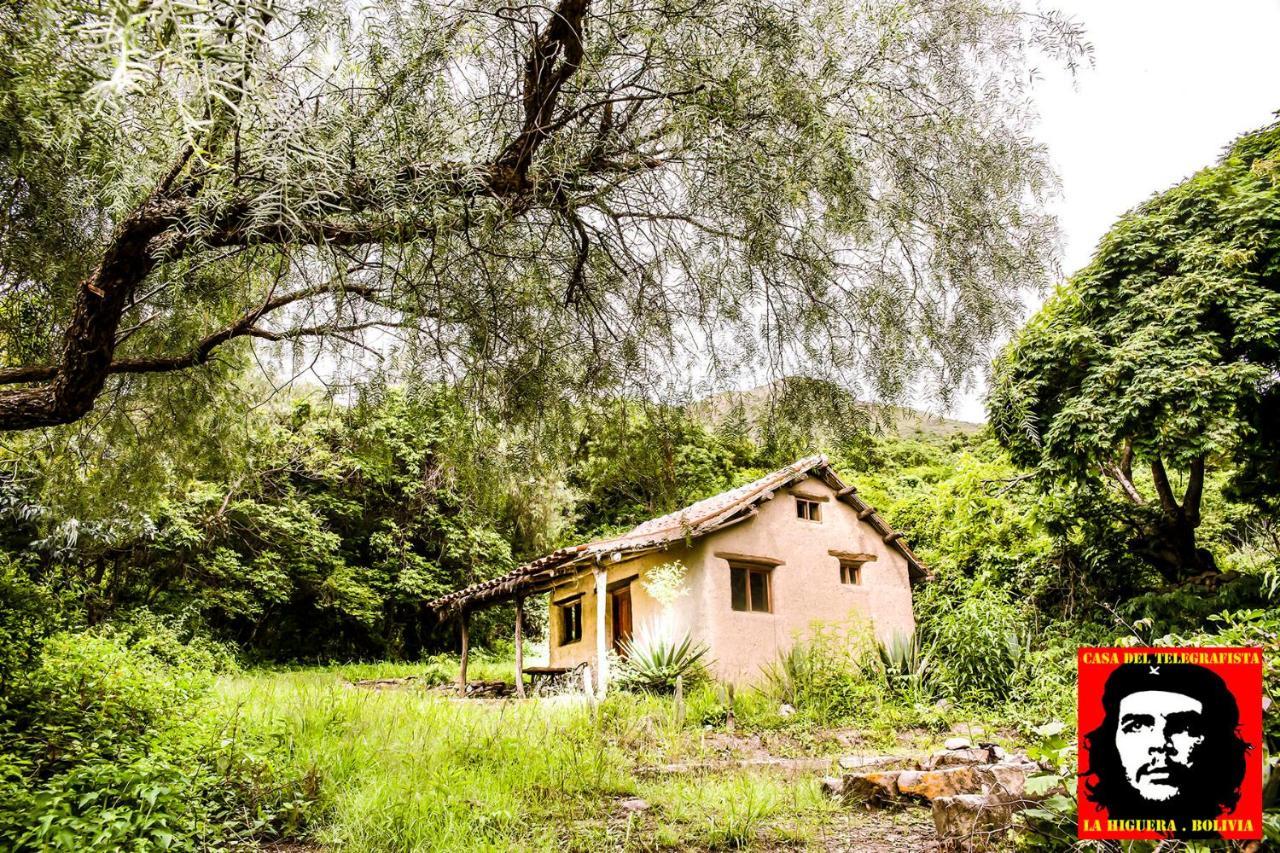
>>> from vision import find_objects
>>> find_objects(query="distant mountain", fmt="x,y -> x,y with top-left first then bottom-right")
690,381 -> 983,440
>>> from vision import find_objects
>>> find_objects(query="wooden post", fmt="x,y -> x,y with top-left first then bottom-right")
514,596 -> 526,699
458,610 -> 469,697
594,566 -> 608,698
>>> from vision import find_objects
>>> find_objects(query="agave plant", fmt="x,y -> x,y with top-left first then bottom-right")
878,630 -> 934,701
616,627 -> 710,694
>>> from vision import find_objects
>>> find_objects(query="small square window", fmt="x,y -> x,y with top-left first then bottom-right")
796,498 -> 821,522
558,599 -> 582,645
730,564 -> 772,612
840,562 -> 862,585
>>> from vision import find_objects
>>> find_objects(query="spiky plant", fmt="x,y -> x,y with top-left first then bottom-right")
878,631 -> 933,700
615,629 -> 710,694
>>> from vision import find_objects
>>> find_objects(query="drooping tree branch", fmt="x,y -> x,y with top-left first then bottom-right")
0,283 -> 389,385
0,0 -> 594,431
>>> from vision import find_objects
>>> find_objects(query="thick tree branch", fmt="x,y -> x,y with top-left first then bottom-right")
1150,456 -> 1180,518
494,0 -> 590,182
1183,455 -> 1205,528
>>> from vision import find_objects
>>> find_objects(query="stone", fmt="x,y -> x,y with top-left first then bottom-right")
820,776 -> 844,798
841,770 -> 902,804
897,766 -> 979,800
931,793 -> 1018,849
618,797 -> 650,813
925,747 -> 994,769
894,763 -> 1032,802
838,754 -> 914,771
978,763 -> 1029,798
779,703 -> 796,717
943,736 -> 971,750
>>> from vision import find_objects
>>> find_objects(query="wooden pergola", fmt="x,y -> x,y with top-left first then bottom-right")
428,454 -> 929,698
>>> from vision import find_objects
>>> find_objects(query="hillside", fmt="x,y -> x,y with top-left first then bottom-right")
690,381 -> 984,441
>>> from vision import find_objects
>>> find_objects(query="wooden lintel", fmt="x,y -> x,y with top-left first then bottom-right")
713,550 -> 785,567
829,549 -> 878,562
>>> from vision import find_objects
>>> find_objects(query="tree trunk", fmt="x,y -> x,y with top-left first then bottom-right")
1134,514 -> 1217,584
1128,455 -> 1216,584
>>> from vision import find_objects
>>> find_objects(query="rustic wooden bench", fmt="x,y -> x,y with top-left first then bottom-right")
522,663 -> 588,695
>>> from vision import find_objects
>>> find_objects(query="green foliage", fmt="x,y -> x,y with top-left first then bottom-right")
0,621 -> 319,851
990,119 -> 1280,582
615,631 -> 710,694
761,623 -> 882,725
0,388 -> 531,660
569,401 -> 762,537
916,576 -> 1032,705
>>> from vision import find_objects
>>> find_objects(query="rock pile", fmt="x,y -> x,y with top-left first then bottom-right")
827,738 -> 1048,850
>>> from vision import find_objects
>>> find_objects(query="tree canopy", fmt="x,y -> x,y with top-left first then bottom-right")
0,0 -> 1083,431
989,119 -> 1280,582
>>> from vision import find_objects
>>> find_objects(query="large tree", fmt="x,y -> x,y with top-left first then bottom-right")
989,120 -> 1280,583
0,0 -> 1082,431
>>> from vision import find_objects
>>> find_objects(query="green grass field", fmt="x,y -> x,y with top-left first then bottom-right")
211,661 -> 938,851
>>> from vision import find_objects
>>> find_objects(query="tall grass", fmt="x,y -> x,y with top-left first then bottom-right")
215,670 -> 636,851
212,663 -> 868,850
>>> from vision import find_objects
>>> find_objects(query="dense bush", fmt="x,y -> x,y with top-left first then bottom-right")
0,620 -> 318,851
915,576 -> 1031,704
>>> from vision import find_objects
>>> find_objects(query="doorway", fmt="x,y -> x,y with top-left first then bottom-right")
610,584 -> 633,656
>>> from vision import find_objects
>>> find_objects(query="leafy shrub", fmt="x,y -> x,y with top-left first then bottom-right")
615,629 -> 709,694
0,620 -> 319,850
0,558 -> 68,698
919,577 -> 1032,704
761,622 -> 881,724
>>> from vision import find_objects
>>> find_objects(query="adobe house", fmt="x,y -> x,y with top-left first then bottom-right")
429,455 -> 927,694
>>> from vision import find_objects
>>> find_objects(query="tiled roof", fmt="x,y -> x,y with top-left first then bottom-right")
428,455 -> 927,614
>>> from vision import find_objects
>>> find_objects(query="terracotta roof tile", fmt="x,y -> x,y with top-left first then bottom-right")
428,455 -> 927,613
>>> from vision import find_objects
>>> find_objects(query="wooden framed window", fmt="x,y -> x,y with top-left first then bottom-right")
795,497 -> 821,522
840,561 -> 862,585
557,597 -> 582,645
729,563 -> 773,613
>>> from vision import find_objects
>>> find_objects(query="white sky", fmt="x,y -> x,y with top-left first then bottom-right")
947,0 -> 1280,422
